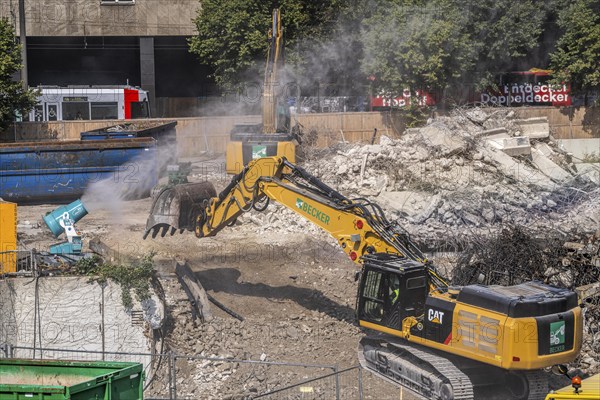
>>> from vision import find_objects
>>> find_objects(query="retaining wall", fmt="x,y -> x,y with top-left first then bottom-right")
1,107 -> 598,158
0,277 -> 150,357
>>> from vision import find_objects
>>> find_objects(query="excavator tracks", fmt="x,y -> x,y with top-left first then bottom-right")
359,336 -> 474,400
359,336 -> 549,400
523,371 -> 549,400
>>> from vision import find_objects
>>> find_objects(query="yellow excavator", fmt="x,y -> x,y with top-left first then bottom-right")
225,9 -> 296,174
144,157 -> 584,400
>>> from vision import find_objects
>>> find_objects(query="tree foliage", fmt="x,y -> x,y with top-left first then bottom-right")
361,0 -> 548,100
189,0 -> 357,91
0,18 -> 37,130
189,0 -> 598,101
550,0 -> 600,94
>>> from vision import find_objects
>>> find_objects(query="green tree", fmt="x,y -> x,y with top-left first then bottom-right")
0,18 -> 37,130
189,0 -> 357,91
361,0 -> 549,103
550,0 -> 600,99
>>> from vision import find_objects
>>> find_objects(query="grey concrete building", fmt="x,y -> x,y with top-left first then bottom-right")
0,0 -> 216,117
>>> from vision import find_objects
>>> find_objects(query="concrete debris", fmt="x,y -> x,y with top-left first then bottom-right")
176,261 -> 213,321
375,191 -> 430,217
287,107 -> 599,243
531,148 -> 573,182
379,134 -> 394,146
419,124 -> 468,156
575,163 -> 600,185
535,142 -> 555,158
487,136 -> 531,156
515,117 -> 550,139
477,127 -> 509,139
375,191 -> 441,223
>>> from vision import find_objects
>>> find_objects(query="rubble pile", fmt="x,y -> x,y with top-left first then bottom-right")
144,258 -> 366,400
296,108 -> 599,241
151,315 -> 357,400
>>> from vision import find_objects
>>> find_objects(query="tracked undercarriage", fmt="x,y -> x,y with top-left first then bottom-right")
359,336 -> 549,400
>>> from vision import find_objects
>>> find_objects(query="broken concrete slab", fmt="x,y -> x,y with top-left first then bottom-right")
376,191 -> 430,217
176,261 -> 213,322
476,127 -> 510,139
413,194 -> 442,223
575,282 -> 600,302
419,124 -> 467,156
576,163 -> 600,185
485,132 -> 511,142
531,148 -> 572,182
534,142 -> 555,158
483,146 -> 555,189
487,136 -> 531,156
515,117 -> 550,139
503,137 -> 532,156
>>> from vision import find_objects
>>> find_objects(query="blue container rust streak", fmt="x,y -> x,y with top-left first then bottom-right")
0,138 -> 157,204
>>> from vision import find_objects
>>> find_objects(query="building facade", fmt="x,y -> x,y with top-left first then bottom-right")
0,0 -> 215,117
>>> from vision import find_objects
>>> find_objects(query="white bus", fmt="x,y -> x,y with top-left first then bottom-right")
28,86 -> 150,122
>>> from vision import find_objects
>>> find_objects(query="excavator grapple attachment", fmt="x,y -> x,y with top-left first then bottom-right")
143,182 -> 217,239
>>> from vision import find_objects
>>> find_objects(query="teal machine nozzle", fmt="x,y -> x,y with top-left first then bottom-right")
43,199 -> 89,254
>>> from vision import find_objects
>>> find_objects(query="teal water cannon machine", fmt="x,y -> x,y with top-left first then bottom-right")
43,199 -> 89,255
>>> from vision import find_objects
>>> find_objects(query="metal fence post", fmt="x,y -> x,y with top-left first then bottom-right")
171,352 -> 178,400
334,365 -> 340,400
167,351 -> 173,400
358,367 -> 363,400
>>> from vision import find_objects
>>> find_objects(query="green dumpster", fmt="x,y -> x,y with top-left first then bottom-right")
0,359 -> 144,399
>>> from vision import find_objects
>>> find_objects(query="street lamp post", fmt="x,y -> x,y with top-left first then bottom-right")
18,0 -> 28,88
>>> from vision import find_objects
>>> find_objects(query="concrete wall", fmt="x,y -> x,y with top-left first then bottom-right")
0,277 -> 150,361
557,139 -> 600,161
511,106 -> 599,139
0,112 -> 395,157
0,0 -> 200,36
2,107 -> 598,158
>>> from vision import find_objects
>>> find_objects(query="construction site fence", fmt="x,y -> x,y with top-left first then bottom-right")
0,249 -> 37,277
0,344 -> 369,400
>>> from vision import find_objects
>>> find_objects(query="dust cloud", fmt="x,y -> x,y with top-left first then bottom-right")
81,141 -> 176,217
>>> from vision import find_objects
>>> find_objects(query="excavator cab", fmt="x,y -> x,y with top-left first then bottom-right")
226,125 -> 296,174
357,254 -> 429,331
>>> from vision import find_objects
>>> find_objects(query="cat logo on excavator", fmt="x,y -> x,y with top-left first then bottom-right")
428,309 -> 444,324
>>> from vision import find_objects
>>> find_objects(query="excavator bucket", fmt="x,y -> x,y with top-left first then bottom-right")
144,182 -> 217,239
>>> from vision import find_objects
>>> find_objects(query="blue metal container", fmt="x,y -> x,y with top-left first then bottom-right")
80,132 -> 136,140
0,138 -> 157,204
81,121 -> 177,175
80,121 -> 176,142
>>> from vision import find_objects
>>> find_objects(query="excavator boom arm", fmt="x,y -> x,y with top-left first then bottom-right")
262,9 -> 282,134
189,157 -> 446,290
